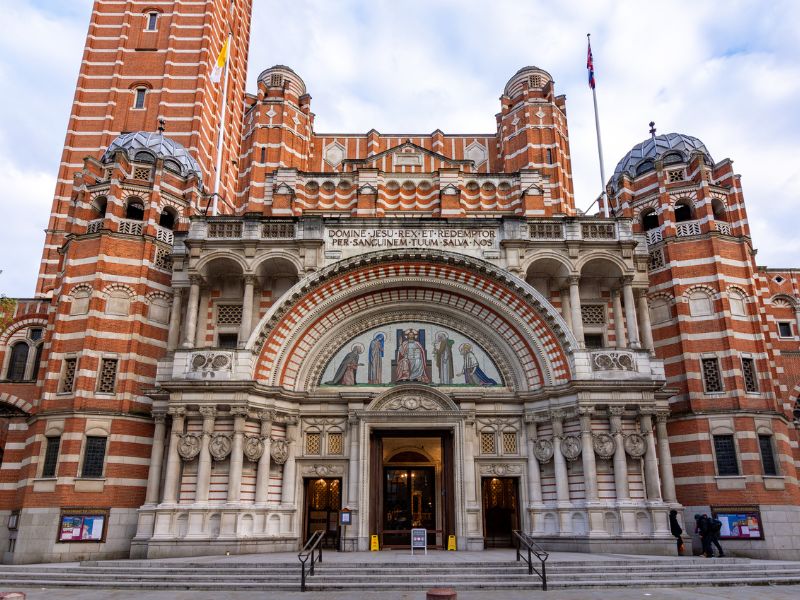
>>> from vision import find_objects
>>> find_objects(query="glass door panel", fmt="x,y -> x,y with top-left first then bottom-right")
383,467 -> 435,546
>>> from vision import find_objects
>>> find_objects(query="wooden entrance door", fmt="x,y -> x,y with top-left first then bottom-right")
304,477 -> 341,548
482,477 -> 519,548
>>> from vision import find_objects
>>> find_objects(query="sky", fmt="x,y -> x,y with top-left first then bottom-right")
1,0 -> 799,297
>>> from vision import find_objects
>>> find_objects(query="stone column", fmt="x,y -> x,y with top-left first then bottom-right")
655,411 -> 677,503
195,287 -> 209,348
622,277 -> 641,349
568,276 -> 585,346
560,288 -> 573,331
161,406 -> 186,504
640,411 -> 662,502
551,413 -> 570,504
608,407 -> 629,501
612,288 -> 626,347
195,406 -> 216,503
144,412 -> 167,505
579,408 -> 598,502
637,291 -> 655,352
227,407 -> 248,503
524,418 -> 543,505
239,275 -> 256,346
181,276 -> 201,348
347,412 -> 360,507
795,307 -> 800,340
280,418 -> 299,506
167,288 -> 184,351
254,410 -> 273,505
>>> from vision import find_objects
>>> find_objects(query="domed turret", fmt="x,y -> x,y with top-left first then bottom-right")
101,131 -> 203,184
257,64 -> 307,97
612,132 -> 713,183
503,66 -> 553,98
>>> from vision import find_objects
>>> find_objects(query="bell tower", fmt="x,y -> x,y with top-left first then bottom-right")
37,0 -> 253,296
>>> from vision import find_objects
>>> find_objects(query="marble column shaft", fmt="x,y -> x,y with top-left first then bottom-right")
525,420 -> 543,505
655,412 -> 677,503
144,413 -> 167,504
637,292 -> 655,352
622,279 -> 641,348
166,288 -> 184,351
347,416 -> 360,507
551,416 -> 570,503
254,413 -> 273,504
239,275 -> 256,345
560,288 -> 574,331
227,409 -> 247,503
609,409 -> 630,501
640,412 -> 662,501
195,407 -> 216,503
568,276 -> 585,346
579,411 -> 598,502
161,408 -> 186,504
281,420 -> 299,505
612,289 -> 626,347
181,279 -> 201,348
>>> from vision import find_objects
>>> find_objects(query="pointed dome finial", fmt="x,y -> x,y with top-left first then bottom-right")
649,121 -> 656,140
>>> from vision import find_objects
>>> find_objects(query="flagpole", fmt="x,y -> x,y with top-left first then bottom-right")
212,32 -> 232,217
588,33 -> 609,218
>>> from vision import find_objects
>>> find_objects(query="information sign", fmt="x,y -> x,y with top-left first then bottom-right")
340,509 -> 352,526
370,534 -> 379,551
411,528 -> 427,555
712,506 -> 764,540
447,535 -> 456,551
57,511 -> 107,542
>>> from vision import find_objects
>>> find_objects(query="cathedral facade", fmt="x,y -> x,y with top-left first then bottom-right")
0,1 -> 798,564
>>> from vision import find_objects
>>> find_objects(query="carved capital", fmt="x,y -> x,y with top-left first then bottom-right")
231,406 -> 249,419
199,406 -> 217,420
259,409 -> 275,423
168,405 -> 186,418
189,274 -> 203,286
172,287 -> 185,299
655,410 -> 670,424
243,274 -> 258,286
549,409 -> 566,423
569,275 -> 581,285
607,406 -> 625,417
153,411 -> 167,425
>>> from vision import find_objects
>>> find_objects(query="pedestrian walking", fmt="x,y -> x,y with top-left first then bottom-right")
708,515 -> 725,557
669,509 -> 684,555
694,513 -> 712,557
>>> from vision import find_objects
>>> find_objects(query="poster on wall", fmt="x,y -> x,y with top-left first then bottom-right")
57,511 -> 107,542
711,506 -> 764,540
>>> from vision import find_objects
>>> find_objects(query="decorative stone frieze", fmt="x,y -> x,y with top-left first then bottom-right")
186,351 -> 234,380
479,463 -> 522,476
209,434 -> 233,461
302,464 -> 344,477
592,433 -> 616,459
270,439 -> 290,465
177,433 -> 201,461
243,435 -> 265,462
591,351 -> 635,371
624,433 -> 647,458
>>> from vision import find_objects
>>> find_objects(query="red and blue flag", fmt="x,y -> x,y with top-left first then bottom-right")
587,39 -> 596,89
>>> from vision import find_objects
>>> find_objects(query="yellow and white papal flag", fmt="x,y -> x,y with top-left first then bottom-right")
210,37 -> 230,84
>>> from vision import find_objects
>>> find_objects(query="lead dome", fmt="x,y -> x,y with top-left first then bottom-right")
101,131 -> 203,184
612,132 -> 714,184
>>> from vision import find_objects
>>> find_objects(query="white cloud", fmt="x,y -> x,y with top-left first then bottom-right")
1,0 -> 799,295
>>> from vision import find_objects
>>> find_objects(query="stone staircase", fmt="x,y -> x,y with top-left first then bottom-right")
2,555 -> 800,592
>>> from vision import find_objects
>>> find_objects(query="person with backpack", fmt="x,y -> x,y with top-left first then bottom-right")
708,515 -> 725,557
669,509 -> 684,555
694,513 -> 712,557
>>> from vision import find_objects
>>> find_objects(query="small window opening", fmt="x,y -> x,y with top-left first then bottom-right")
674,203 -> 693,223
218,333 -> 239,348
159,209 -> 176,230
146,12 -> 158,31
125,200 -> 145,220
641,210 -> 659,231
134,88 -> 146,110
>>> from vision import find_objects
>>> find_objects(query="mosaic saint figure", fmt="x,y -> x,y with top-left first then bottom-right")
457,343 -> 498,386
395,329 -> 430,383
368,333 -> 385,384
433,331 -> 454,385
326,343 -> 364,385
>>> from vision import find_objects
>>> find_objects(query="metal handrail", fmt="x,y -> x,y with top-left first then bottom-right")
298,530 -> 325,592
512,530 -> 549,591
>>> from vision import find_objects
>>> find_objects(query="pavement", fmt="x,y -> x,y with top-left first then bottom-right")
5,587 -> 800,599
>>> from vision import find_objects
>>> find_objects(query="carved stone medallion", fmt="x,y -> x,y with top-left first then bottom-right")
177,433 -> 201,461
243,435 -> 265,462
532,438 -> 554,463
383,396 -> 440,411
270,439 -> 290,465
624,433 -> 646,458
592,433 -> 616,459
209,434 -> 232,461
560,435 -> 582,461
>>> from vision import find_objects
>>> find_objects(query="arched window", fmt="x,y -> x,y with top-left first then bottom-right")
635,159 -> 655,176
125,198 -> 145,220
159,207 -> 177,230
641,209 -> 660,232
711,198 -> 726,221
30,343 -> 43,380
674,201 -> 694,223
729,290 -> 747,316
7,342 -> 29,381
688,290 -> 713,317
662,152 -> 683,165
91,196 -> 107,218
